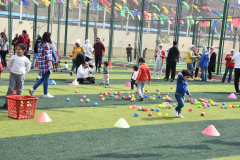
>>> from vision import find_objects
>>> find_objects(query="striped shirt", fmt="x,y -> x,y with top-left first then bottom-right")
38,43 -> 52,74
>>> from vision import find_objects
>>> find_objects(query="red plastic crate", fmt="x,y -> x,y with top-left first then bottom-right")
6,95 -> 39,119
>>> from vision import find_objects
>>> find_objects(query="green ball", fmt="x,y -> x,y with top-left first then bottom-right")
121,91 -> 123,94
86,99 -> 90,103
162,106 -> 166,109
158,92 -> 160,95
133,98 -> 136,101
236,105 -> 239,108
198,105 -> 201,108
199,98 -> 201,100
194,102 -> 197,105
150,98 -> 153,101
197,102 -> 201,105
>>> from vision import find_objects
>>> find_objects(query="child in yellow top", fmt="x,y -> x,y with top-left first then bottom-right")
186,45 -> 198,80
70,39 -> 85,76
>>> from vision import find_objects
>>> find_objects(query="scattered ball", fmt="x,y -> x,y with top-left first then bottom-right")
152,97 -> 155,100
131,94 -> 135,97
80,99 -> 83,103
134,113 -> 139,117
158,95 -> 161,98
111,94 -> 114,97
105,93 -> 108,96
150,98 -> 153,101
148,113 -> 152,116
68,84 -> 71,86
83,95 -> 86,99
229,105 -> 232,108
128,92 -> 130,95
170,87 -> 173,89
162,93 -> 165,95
204,106 -> 208,109
125,97 -> 128,100
115,96 -> 118,99
100,92 -> 103,95
142,108 -> 145,111
159,104 -> 162,108
236,105 -> 239,108
105,86 -> 107,88
132,105 -> 136,109
225,106 -> 228,109
232,105 -> 236,108
107,92 -> 110,95
138,107 -> 142,111
102,98 -> 105,101
99,95 -> 103,98
156,108 -> 160,112
86,99 -> 90,103
66,98 -> 70,101
114,92 -> 117,95
158,113 -> 162,117
144,95 -> 148,98
189,108 -> 192,111
109,89 -> 112,92
135,91 -> 138,94
201,112 -> 205,116
151,108 -> 154,111
94,102 -> 98,106
144,108 -> 148,112
198,105 -> 201,108
164,113 -> 169,117
129,106 -> 132,109
145,89 -> 148,92
122,96 -> 125,99
194,89 -> 197,92
75,90 -> 78,93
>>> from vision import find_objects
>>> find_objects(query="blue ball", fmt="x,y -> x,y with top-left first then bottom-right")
158,95 -> 161,98
156,108 -> 160,112
207,104 -> 210,108
215,104 -> 218,106
105,86 -> 107,88
222,103 -> 225,105
153,95 -> 155,97
225,106 -> 228,109
94,102 -> 98,106
166,99 -> 169,102
205,98 -> 208,100
173,104 -> 176,107
194,100 -> 197,102
144,95 -> 148,98
128,95 -> 131,98
134,113 -> 139,117
114,92 -> 117,95
151,108 -> 154,111
111,94 -> 114,97
66,98 -> 70,101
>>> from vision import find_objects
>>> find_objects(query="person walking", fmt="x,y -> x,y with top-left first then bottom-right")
31,34 -> 42,69
186,45 -> 198,80
15,30 -> 31,58
143,48 -> 147,58
231,49 -> 240,94
93,38 -> 105,73
165,41 -> 180,82
198,47 -> 209,82
222,49 -> 235,83
126,44 -> 133,63
12,34 -> 18,55
0,32 -> 9,68
29,32 -> 54,98
152,44 -> 165,79
207,46 -> 216,82
134,47 -> 137,60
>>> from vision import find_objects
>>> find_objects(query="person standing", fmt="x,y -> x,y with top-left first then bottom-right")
207,46 -> 216,82
198,47 -> 209,82
31,34 -> 42,69
143,48 -> 147,58
126,44 -> 133,63
152,44 -> 165,79
12,34 -> 18,55
83,39 -> 93,62
165,41 -> 180,82
186,45 -> 198,80
231,49 -> 240,94
29,32 -> 54,98
0,32 -> 9,68
93,38 -> 105,73
134,47 -> 137,60
15,30 -> 31,58
222,49 -> 235,83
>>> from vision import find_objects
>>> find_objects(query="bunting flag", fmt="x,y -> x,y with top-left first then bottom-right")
52,0 -> 56,4
232,18 -> 239,28
211,21 -> 218,30
192,5 -> 200,12
43,0 -> 50,6
152,4 -> 160,12
153,13 -> 158,20
106,9 -> 111,14
227,22 -> 231,30
85,0 -> 89,3
138,15 -> 140,20
114,10 -> 117,18
171,10 -> 176,16
232,3 -> 240,6
124,6 -> 134,19
162,7 -> 168,14
202,6 -> 211,11
202,21 -> 209,27
131,10 -> 136,16
122,0 -> 126,3
83,1 -> 87,6
160,17 -> 164,25
153,16 -> 157,24
170,16 -> 175,23
187,19 -> 190,27
73,0 -> 76,6
133,8 -> 141,16
145,2 -> 149,8
161,15 -> 167,21
104,0 -> 111,6
145,15 -> 149,22
59,0 -> 64,4
120,8 -> 125,17
115,3 -> 122,9
114,7 -> 119,10
212,11 -> 220,16
93,0 -> 97,11
132,0 -> 138,5
103,5 -> 109,10
97,7 -> 103,11
144,11 -> 149,17
0,0 -> 5,5
182,1 -> 189,10
148,13 -> 151,20
100,0 -> 103,3
69,2 -> 72,9
11,0 -> 18,5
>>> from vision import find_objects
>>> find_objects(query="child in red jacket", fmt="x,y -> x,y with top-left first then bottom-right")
222,49 -> 235,83
135,57 -> 151,101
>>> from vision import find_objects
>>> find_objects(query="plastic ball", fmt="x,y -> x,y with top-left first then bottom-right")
133,98 -> 136,101
166,99 -> 169,102
229,105 -> 232,108
128,92 -> 130,95
221,106 -> 224,108
82,95 -> 86,99
194,89 -> 197,92
100,92 -> 103,95
135,91 -> 138,94
129,106 -> 132,109
115,96 -> 118,99
99,95 -> 103,98
156,108 -> 160,112
198,105 -> 201,108
151,108 -> 154,111
187,99 -> 190,102
204,106 -> 208,109
215,104 -> 218,106
152,95 -> 155,97
122,96 -> 125,99
114,92 -> 117,95
147,112 -> 152,116
128,95 -> 131,98
142,108 -> 145,111
128,97 -> 132,100
159,104 -> 162,108
158,92 -> 160,95
189,108 -> 192,111
147,94 -> 150,97
105,93 -> 108,96
131,94 -> 135,97
80,99 -> 83,103
118,93 -> 121,95
145,89 -> 148,92
150,98 -> 153,101
121,91 -> 123,94
75,90 -> 78,93
170,87 -> 173,89
164,113 -> 169,117
225,106 -> 228,109
194,102 -> 197,105
132,105 -> 136,109
94,102 -> 98,106
232,105 -> 236,108
66,98 -> 70,101
138,107 -> 142,111
158,95 -> 161,98
152,97 -> 155,100
118,91 -> 121,93
222,103 -> 225,105
201,112 -> 205,116
131,99 -> 134,102
134,113 -> 139,117
105,86 -> 107,88
68,84 -> 71,86
162,93 -> 165,95
144,95 -> 148,98
107,92 -> 110,95
102,98 -> 105,101
168,106 -> 172,109
86,99 -> 90,103
166,95 -> 169,98
156,89 -> 159,91
125,97 -> 128,100
236,105 -> 239,108
163,97 -> 166,100
144,108 -> 148,112
158,113 -> 162,117
162,106 -> 166,109
207,104 -> 210,108
167,93 -> 169,95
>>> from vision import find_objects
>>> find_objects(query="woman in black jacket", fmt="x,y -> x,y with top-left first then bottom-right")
31,34 -> 42,69
208,46 -> 216,82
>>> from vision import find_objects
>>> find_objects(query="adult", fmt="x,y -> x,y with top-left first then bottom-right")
208,46 -> 216,82
134,47 -> 137,59
70,39 -> 85,76
165,41 -> 180,82
83,39 -> 93,62
186,45 -> 198,80
231,49 -> 240,94
76,61 -> 95,84
15,30 -> 30,58
126,44 -> 133,63
12,34 -> 18,55
75,52 -> 86,74
29,32 -> 54,98
222,49 -> 235,83
198,47 -> 209,82
93,37 -> 105,73
143,48 -> 147,58
0,32 -> 9,68
31,34 -> 42,69
152,44 -> 165,79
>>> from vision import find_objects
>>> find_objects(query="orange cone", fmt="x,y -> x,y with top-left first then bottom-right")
109,60 -> 112,69
12,85 -> 17,95
202,125 -> 220,136
35,112 -> 52,122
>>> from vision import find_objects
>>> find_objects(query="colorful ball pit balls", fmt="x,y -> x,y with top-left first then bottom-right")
122,96 -> 125,99
149,96 -> 152,99
148,113 -> 152,116
159,104 -> 162,108
162,93 -> 165,95
131,94 -> 135,98
128,97 -> 132,100
207,104 -> 210,108
229,105 -> 232,108
132,105 -> 136,109
194,89 -> 197,92
144,95 -> 148,98
221,106 -> 224,108
129,106 -> 132,109
189,108 -> 193,111
138,107 -> 142,111
187,99 -> 190,102
201,112 -> 205,116
153,97 -> 156,100
134,113 -> 139,117
232,105 -> 236,108
156,108 -> 160,112
68,84 -> 71,86
144,108 -> 148,112
114,92 -> 117,95
158,113 -> 162,117
66,98 -> 70,101
131,99 -> 134,102
170,87 -> 173,89
100,95 -> 103,98
158,92 -> 160,95
166,95 -> 169,98
111,94 -> 114,97
236,105 -> 239,108
115,96 -> 118,99
147,94 -> 150,97
83,95 -> 86,99
145,89 -> 148,92
222,103 -> 225,105
215,104 -> 218,106
100,92 -> 103,95
80,99 -> 83,103
204,106 -> 208,109
128,92 -> 130,95
142,108 -> 145,111
167,93 -> 169,95
107,92 -> 110,95
173,104 -> 176,107
158,95 -> 161,98
109,89 -> 112,92
198,105 -> 201,108
225,106 -> 228,109
133,98 -> 136,101
86,99 -> 90,103
121,91 -> 123,94
75,90 -> 78,93
150,98 -> 153,101
169,99 -> 173,102
102,98 -> 105,101
94,102 -> 98,106
135,91 -> 138,94
168,106 -> 172,109
105,86 -> 107,88
164,113 -> 169,117
156,89 -> 159,91
125,97 -> 128,100
163,97 -> 166,100
104,92 -> 107,95
151,108 -> 154,111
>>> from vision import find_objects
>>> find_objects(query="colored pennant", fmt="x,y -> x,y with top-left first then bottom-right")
73,0 -> 76,6
202,6 -> 212,11
12,0 -> 18,5
131,10 -> 136,16
153,13 -> 159,20
124,6 -> 134,19
133,8 -> 141,16
211,21 -> 218,30
106,9 -> 111,14
132,0 -> 138,5
171,10 -> 176,16
33,0 -> 39,5
104,0 -> 111,6
152,4 -> 160,12
69,2 -> 72,9
145,2 -> 149,8
115,3 -> 122,9
100,0 -> 103,3
120,8 -> 125,17
43,0 -> 50,6
144,11 -> 149,17
0,0 -> 5,5
97,7 -> 103,11
182,1 -> 189,10
103,5 -> 109,10
192,5 -> 200,12
187,19 -> 190,27
114,10 -> 117,18
232,18 -> 239,28
93,0 -> 97,11
22,0 -> 29,6
162,7 -> 168,14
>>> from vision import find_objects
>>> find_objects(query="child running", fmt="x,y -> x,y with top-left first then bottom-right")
173,69 -> 192,118
135,57 -> 151,101
100,61 -> 109,86
130,65 -> 139,91
2,44 -> 31,109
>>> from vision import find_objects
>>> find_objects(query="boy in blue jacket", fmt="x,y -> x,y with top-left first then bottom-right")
198,47 -> 209,82
173,69 -> 192,118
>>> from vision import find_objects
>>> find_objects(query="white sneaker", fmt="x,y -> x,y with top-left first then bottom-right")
43,93 -> 54,98
130,89 -> 134,91
207,79 -> 212,82
152,77 -> 155,79
157,77 -> 160,79
173,108 -> 179,117
29,88 -> 35,96
178,114 -> 185,119
36,75 -> 40,80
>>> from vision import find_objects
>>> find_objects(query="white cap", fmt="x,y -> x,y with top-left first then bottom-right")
75,39 -> 81,45
231,49 -> 235,52
159,44 -> 163,47
189,45 -> 194,50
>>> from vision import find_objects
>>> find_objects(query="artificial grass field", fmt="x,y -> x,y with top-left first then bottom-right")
0,55 -> 240,160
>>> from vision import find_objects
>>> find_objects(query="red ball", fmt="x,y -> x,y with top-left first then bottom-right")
191,102 -> 194,104
144,108 -> 148,112
107,92 -> 110,94
162,93 -> 165,95
148,113 -> 152,116
169,99 -> 173,102
104,92 -> 106,95
118,91 -> 121,93
125,97 -> 128,100
187,99 -> 190,102
145,90 -> 148,92
170,87 -> 173,89
200,102 -> 202,104
147,94 -> 150,97
201,112 -> 205,116
128,97 -> 132,100
156,89 -> 159,91
100,92 -> 103,95
135,91 -> 138,94
189,108 -> 193,111
233,105 -> 236,108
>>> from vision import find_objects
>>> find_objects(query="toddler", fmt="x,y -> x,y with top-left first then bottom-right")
61,61 -> 68,71
100,61 -> 109,86
173,69 -> 192,118
130,65 -> 139,91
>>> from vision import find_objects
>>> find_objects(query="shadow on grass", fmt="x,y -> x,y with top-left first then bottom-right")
201,139 -> 240,146
153,144 -> 212,150
93,153 -> 162,159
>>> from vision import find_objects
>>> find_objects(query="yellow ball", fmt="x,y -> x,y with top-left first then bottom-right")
131,94 -> 134,97
163,97 -> 166,100
102,98 -> 105,101
194,89 -> 197,92
166,95 -> 168,98
105,94 -> 108,96
153,97 -> 155,100
129,106 -> 132,109
229,105 -> 232,108
164,113 -> 169,117
128,92 -> 130,95
158,113 -> 162,117
159,104 -> 162,108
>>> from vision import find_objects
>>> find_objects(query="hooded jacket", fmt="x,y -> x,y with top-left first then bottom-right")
34,37 -> 41,53
16,33 -> 31,51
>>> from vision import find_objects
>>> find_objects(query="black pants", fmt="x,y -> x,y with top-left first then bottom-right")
134,54 -> 137,59
13,45 -> 16,55
95,55 -> 102,71
0,50 -> 7,67
234,68 -> 240,93
166,61 -> 177,80
127,54 -> 132,62
26,55 -> 30,60
131,80 -> 137,90
208,67 -> 213,80
77,77 -> 95,84
195,67 -> 199,78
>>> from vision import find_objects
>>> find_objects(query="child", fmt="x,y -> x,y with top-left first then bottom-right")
173,69 -> 192,118
61,61 -> 68,71
2,44 -> 31,110
135,57 -> 151,101
100,61 -> 109,86
130,65 -> 139,91
0,54 -> 3,78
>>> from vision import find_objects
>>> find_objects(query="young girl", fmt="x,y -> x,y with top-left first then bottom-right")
173,69 -> 192,118
130,65 -> 139,91
135,57 -> 151,101
2,43 -> 31,110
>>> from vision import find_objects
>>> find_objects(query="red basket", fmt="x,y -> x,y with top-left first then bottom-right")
6,95 -> 39,119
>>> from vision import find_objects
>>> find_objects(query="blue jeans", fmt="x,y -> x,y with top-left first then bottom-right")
32,53 -> 38,68
33,71 -> 50,95
201,67 -> 207,82
71,59 -> 77,72
175,92 -> 185,114
95,55 -> 103,71
222,67 -> 234,83
187,63 -> 193,77
52,50 -> 59,64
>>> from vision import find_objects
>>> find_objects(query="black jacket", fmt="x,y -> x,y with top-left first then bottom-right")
166,46 -> 180,62
12,36 -> 18,46
126,46 -> 133,55
208,52 -> 216,72
34,38 -> 41,53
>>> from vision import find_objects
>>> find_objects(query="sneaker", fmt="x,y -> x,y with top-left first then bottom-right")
70,71 -> 73,76
164,77 -> 167,80
165,79 -> 169,82
130,89 -> 134,91
29,88 -> 35,96
36,75 -> 40,80
157,77 -> 160,79
100,83 -> 104,85
2,103 -> 8,110
173,108 -> 179,117
106,84 -> 109,86
236,92 -> 240,95
43,93 -> 54,98
152,77 -> 155,79
31,67 -> 34,69
199,78 -> 202,81
178,114 -> 184,119
207,79 -> 212,82
170,79 -> 174,82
